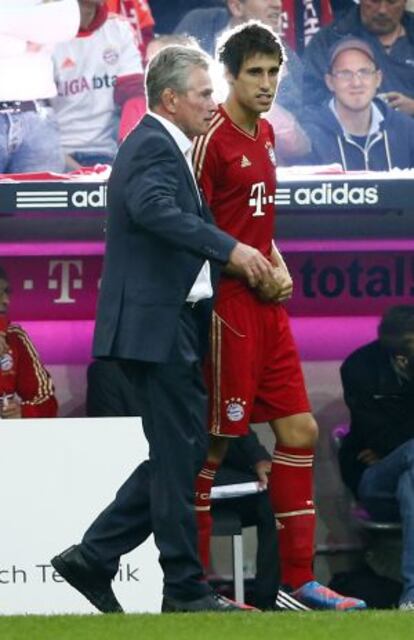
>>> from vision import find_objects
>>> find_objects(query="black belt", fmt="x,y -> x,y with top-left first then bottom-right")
0,100 -> 50,113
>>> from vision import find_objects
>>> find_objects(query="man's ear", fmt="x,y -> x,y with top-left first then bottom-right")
227,0 -> 243,20
325,72 -> 334,93
160,87 -> 177,114
224,68 -> 236,86
375,69 -> 383,91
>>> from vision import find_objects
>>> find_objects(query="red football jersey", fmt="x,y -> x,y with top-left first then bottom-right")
193,105 -> 277,301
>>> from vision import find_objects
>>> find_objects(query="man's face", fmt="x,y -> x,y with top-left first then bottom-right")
228,0 -> 283,33
173,66 -> 217,138
360,0 -> 405,36
326,49 -> 381,113
228,53 -> 281,115
394,335 -> 414,380
0,279 -> 11,316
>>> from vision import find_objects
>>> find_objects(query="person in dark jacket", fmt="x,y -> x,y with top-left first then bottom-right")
339,305 -> 414,610
300,37 -> 414,170
302,0 -> 414,114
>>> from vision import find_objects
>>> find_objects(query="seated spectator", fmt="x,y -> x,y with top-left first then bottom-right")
52,0 -> 144,169
303,0 -> 414,115
106,0 -> 155,54
0,266 -> 58,418
340,305 -> 414,610
0,0 -> 80,174
300,37 -> 414,170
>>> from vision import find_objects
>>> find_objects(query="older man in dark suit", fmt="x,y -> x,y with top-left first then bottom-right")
51,45 -> 272,613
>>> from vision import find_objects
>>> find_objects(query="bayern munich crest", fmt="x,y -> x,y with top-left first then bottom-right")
225,397 -> 247,422
0,353 -> 13,372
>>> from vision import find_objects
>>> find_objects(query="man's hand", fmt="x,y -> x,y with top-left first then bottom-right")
357,449 -> 380,466
0,396 -> 21,420
381,92 -> 414,116
226,243 -> 274,288
256,266 -> 293,303
254,460 -> 272,488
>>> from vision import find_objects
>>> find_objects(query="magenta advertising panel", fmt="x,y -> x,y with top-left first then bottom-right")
1,240 -> 413,321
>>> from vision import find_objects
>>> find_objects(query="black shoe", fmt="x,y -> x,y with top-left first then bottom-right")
51,544 -> 123,614
162,592 -> 258,613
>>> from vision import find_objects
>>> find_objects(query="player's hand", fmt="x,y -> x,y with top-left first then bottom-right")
256,266 -> 293,303
0,396 -> 21,420
255,460 -> 272,488
226,243 -> 274,288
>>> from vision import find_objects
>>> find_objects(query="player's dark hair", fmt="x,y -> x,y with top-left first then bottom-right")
0,265 -> 8,282
218,21 -> 285,78
378,305 -> 414,355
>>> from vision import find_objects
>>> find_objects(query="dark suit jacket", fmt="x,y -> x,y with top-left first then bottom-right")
339,340 -> 414,496
93,114 -> 236,363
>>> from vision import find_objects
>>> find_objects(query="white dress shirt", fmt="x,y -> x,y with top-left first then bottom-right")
148,111 -> 213,303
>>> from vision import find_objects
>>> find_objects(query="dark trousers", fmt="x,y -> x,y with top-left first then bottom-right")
81,306 -> 211,600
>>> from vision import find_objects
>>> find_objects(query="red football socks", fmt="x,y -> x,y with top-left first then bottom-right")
269,444 -> 315,588
195,460 -> 219,569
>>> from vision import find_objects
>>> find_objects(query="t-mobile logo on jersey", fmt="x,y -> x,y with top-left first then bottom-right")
248,181 -> 274,216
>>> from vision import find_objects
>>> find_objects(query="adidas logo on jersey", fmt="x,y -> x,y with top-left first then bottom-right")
61,57 -> 76,69
240,155 -> 252,168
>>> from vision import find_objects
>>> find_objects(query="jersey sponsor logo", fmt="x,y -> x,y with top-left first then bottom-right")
265,141 -> 276,167
249,181 -> 274,216
57,73 -> 117,97
240,155 -> 252,168
0,353 -> 13,372
274,183 -> 379,207
225,397 -> 246,422
103,47 -> 120,65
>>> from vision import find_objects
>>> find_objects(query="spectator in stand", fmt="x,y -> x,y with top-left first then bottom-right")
300,37 -> 414,170
52,0 -> 144,169
106,0 -> 155,55
280,0 -> 333,55
303,0 -> 414,115
0,266 -> 58,419
340,305 -> 414,610
0,0 -> 80,174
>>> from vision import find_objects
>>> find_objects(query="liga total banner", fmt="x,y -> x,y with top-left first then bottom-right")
0,417 -> 163,615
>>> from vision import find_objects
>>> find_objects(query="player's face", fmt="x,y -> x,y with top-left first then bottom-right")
229,53 -> 281,115
174,66 -> 217,138
326,49 -> 381,113
0,279 -> 11,316
360,0 -> 405,36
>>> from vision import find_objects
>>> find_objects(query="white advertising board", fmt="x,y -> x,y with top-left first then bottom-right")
0,417 -> 162,615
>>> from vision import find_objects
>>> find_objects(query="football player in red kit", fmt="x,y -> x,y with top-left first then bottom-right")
192,22 -> 366,611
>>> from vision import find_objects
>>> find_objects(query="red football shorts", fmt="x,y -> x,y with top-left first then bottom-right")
205,291 -> 311,436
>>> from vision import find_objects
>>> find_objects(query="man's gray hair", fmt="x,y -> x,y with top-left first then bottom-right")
146,45 -> 210,110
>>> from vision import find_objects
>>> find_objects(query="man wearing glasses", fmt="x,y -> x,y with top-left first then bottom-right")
299,37 -> 414,170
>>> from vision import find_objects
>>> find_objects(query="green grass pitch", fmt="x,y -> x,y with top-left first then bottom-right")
0,611 -> 413,640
